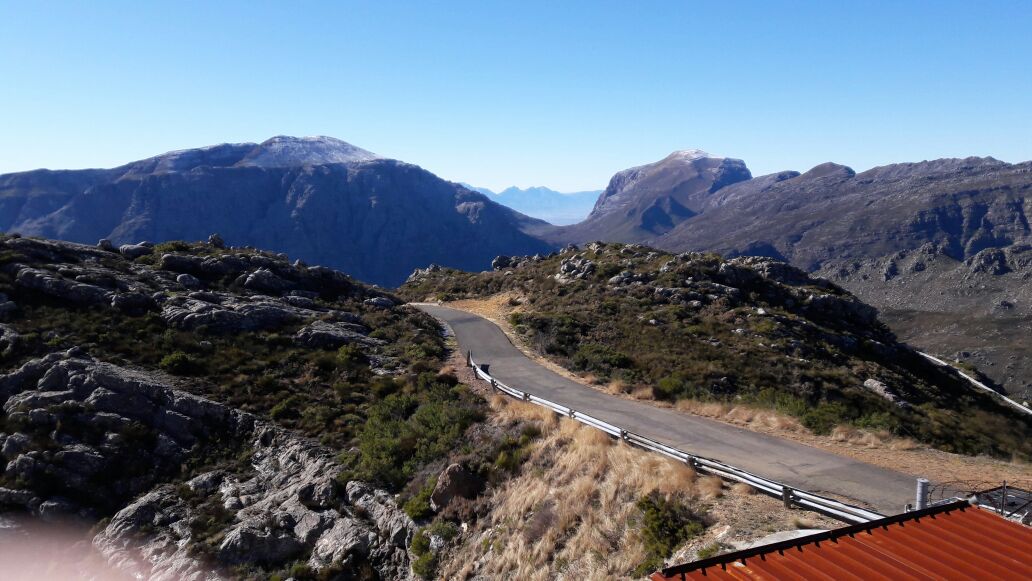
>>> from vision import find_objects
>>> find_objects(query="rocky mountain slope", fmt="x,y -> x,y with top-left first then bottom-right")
402,243 -> 1032,460
463,185 -> 601,225
0,137 -> 553,287
0,234 -> 858,580
536,150 -> 751,243
0,233 -> 490,579
543,152 -> 1032,396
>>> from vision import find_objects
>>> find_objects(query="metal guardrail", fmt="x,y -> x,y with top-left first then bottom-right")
918,352 -> 1032,417
467,350 -> 886,524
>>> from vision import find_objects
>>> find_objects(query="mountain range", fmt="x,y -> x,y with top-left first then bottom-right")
0,136 -> 551,286
2,136 -> 1029,396
536,151 -> 1032,398
462,185 -> 601,225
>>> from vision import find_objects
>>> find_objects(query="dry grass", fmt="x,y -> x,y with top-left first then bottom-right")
630,385 -> 656,400
675,400 -> 807,435
731,482 -> 755,496
438,396 -> 706,580
606,378 -> 632,395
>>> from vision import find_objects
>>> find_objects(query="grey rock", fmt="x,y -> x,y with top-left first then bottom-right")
2,432 -> 30,459
111,292 -> 154,315
364,296 -> 395,309
0,486 -> 35,506
0,324 -> 20,356
429,463 -> 481,512
244,268 -> 293,295
208,233 -> 226,248
177,273 -> 201,288
97,238 -> 115,252
54,444 -> 106,476
294,321 -> 382,350
38,497 -> 79,521
218,520 -> 304,565
15,267 -> 111,305
118,244 -> 153,259
160,253 -> 206,275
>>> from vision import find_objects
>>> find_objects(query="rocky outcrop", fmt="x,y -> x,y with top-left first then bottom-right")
1,351 -> 414,579
294,320 -> 383,349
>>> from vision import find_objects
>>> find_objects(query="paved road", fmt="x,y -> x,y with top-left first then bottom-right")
416,303 -> 918,515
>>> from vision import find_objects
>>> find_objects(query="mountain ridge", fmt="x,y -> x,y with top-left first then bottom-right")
0,137 -> 553,286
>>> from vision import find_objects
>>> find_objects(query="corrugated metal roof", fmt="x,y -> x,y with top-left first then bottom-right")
651,500 -> 1032,580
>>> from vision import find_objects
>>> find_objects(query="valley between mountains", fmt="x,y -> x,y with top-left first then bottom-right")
1,136 -> 1030,579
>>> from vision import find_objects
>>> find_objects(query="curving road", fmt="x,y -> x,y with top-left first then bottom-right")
415,303 -> 918,515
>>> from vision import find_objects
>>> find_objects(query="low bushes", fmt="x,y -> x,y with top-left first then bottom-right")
633,492 -> 707,576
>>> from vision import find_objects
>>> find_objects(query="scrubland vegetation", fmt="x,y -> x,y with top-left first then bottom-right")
402,243 -> 1032,461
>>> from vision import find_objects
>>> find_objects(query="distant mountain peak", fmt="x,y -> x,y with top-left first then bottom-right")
666,149 -> 714,162
239,135 -> 380,167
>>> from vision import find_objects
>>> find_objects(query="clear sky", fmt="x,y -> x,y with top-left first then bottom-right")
2,1 -> 1030,191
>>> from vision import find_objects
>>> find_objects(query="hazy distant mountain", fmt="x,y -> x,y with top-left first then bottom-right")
461,184 -> 601,225
0,136 -> 553,286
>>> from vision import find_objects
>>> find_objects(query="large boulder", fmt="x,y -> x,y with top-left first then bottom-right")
294,321 -> 382,350
15,267 -> 110,305
118,243 -> 153,259
429,463 -> 482,512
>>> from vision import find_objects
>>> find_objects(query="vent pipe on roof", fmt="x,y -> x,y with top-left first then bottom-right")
916,478 -> 930,510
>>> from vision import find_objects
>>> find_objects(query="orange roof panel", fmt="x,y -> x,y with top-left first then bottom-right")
652,501 -> 1032,581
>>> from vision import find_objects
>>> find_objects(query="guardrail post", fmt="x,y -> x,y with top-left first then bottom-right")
522,392 -> 530,402
620,429 -> 628,441
490,378 -> 497,390
466,350 -> 472,367
783,486 -> 793,509
568,409 -> 576,418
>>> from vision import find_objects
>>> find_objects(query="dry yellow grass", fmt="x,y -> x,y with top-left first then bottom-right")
731,482 -> 755,496
630,385 -> 656,400
606,378 -> 632,395
438,396 -> 706,580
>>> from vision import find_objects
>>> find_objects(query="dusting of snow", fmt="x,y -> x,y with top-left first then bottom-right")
118,136 -> 381,176
237,136 -> 380,167
669,149 -> 715,161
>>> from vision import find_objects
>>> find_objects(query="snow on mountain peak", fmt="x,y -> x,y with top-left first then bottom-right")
238,136 -> 381,167
669,149 -> 715,162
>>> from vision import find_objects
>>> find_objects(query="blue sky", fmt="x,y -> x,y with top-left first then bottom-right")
1,1 -> 1030,191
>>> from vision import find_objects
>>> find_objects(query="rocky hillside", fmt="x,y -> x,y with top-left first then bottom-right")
542,152 -> 1032,396
0,233 -> 494,579
401,243 -> 1032,460
0,136 -> 553,287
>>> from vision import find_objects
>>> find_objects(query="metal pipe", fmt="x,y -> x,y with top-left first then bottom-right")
915,478 -> 930,510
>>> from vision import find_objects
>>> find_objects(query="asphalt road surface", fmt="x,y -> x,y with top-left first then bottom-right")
415,303 -> 918,515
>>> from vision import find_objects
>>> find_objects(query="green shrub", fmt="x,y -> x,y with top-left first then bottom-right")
571,343 -> 632,376
801,402 -> 852,435
403,478 -> 437,521
412,553 -> 437,579
634,493 -> 706,576
425,520 -> 459,541
270,395 -> 302,420
153,240 -> 192,253
159,351 -> 203,375
337,344 -> 369,369
343,374 -> 482,489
